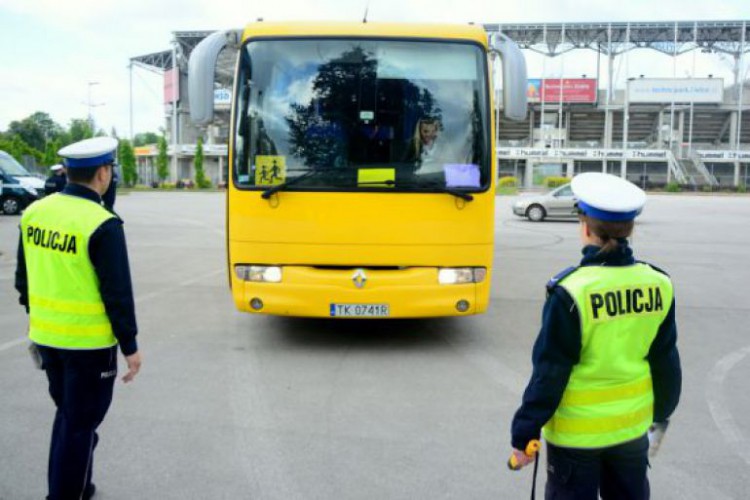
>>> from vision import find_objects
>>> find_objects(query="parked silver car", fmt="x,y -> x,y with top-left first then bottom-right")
512,183 -> 577,222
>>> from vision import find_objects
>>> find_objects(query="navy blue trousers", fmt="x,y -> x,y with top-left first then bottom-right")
38,345 -> 117,500
545,435 -> 650,500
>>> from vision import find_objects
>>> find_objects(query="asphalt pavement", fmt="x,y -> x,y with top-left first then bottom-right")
1,191 -> 749,499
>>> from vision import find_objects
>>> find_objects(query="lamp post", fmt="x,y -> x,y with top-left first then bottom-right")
85,81 -> 104,131
621,78 -> 632,178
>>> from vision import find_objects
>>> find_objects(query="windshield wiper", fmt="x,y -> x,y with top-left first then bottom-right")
261,169 -> 338,199
355,180 -> 396,186
397,180 -> 475,202
262,174 -> 474,201
356,179 -> 474,201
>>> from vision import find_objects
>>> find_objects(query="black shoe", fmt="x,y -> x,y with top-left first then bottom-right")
83,483 -> 96,499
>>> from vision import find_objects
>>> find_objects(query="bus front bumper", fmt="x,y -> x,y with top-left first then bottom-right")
234,266 -> 489,318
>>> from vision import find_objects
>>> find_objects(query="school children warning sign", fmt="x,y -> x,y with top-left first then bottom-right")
254,156 -> 286,186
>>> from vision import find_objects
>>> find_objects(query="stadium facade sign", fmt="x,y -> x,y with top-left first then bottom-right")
696,150 -> 750,161
627,78 -> 724,104
133,144 -> 228,157
214,88 -> 231,107
497,147 -> 670,160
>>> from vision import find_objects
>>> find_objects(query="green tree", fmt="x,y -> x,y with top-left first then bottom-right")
0,134 -> 42,165
43,138 -> 62,167
194,137 -> 211,188
133,132 -> 160,147
156,135 -> 169,184
118,139 -> 137,187
67,119 -> 94,143
7,112 -> 64,152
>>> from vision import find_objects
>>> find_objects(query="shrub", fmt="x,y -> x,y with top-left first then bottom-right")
665,182 -> 681,193
498,176 -> 518,188
194,137 -> 212,189
701,185 -> 713,193
157,135 -> 169,183
737,183 -> 747,193
118,139 -> 138,187
544,176 -> 569,188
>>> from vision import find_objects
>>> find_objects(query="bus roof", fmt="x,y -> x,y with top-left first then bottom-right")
241,22 -> 489,47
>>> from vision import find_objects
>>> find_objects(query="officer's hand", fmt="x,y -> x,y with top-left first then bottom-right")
122,351 -> 142,383
509,448 -> 535,469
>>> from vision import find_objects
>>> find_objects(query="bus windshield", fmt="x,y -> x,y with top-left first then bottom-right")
233,38 -> 490,193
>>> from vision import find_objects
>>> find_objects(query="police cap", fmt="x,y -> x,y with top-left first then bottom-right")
571,172 -> 646,222
58,137 -> 118,169
50,164 -> 64,171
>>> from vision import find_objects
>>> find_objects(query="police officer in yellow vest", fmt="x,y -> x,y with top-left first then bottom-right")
509,173 -> 681,499
14,136 -> 141,500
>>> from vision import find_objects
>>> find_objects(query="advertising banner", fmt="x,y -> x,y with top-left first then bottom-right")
527,79 -> 543,102
163,68 -> 179,104
527,79 -> 598,104
628,78 -> 724,103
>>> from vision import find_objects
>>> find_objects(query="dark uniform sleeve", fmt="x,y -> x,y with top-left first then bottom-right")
511,287 -> 581,450
89,218 -> 138,356
14,231 -> 29,313
647,298 -> 681,422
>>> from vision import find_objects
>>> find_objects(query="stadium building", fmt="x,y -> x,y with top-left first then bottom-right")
130,20 -> 750,189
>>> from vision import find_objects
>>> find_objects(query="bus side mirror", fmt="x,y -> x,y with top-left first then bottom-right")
491,34 -> 528,122
188,30 -> 240,125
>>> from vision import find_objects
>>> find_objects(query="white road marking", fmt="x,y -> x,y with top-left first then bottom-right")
133,269 -> 224,305
0,337 -> 27,352
0,268 -> 224,353
706,345 -> 750,466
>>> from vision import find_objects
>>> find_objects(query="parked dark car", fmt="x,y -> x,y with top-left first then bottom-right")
1,171 -> 41,215
0,150 -> 44,215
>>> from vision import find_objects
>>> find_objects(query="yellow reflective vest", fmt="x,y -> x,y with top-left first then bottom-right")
542,264 -> 673,448
21,193 -> 117,349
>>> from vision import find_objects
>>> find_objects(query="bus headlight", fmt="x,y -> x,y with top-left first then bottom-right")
234,265 -> 282,283
438,267 -> 487,284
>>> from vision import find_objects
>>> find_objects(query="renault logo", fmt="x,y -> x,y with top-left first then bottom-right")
352,269 -> 367,289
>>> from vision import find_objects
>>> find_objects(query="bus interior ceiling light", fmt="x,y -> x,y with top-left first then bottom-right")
438,267 -> 486,284
235,265 -> 283,282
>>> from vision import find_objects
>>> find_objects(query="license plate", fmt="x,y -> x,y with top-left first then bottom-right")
330,303 -> 390,317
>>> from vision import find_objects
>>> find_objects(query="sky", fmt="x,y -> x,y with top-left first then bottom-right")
0,0 -> 748,139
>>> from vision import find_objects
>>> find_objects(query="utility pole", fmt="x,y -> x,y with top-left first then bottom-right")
129,62 -> 134,140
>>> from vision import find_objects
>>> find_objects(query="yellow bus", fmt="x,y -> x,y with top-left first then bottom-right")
189,22 -> 527,318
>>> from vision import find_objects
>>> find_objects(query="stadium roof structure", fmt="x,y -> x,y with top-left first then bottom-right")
130,31 -> 217,72
131,22 -> 750,73
483,21 -> 750,57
